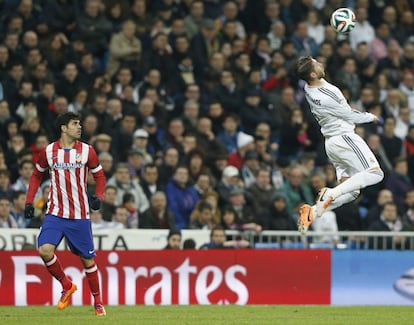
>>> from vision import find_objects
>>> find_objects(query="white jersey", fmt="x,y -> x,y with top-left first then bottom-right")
304,79 -> 376,137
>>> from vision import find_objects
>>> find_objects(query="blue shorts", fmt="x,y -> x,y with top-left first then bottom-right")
38,214 -> 96,259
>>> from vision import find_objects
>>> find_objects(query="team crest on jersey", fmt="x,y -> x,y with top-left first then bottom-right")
75,153 -> 82,163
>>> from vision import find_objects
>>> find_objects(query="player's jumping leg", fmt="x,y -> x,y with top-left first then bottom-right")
82,257 -> 106,316
323,168 -> 383,210
39,245 -> 77,310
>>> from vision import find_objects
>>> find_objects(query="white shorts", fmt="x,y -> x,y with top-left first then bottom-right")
325,132 -> 380,180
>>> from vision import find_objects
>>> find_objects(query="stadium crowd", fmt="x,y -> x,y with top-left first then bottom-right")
0,0 -> 414,244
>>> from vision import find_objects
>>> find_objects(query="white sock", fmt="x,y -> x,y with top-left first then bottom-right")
328,191 -> 359,210
312,191 -> 359,216
329,169 -> 384,200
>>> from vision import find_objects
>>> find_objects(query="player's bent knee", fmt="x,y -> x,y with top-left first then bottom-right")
359,168 -> 384,187
38,244 -> 55,260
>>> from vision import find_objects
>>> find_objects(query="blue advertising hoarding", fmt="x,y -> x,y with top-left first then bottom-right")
332,250 -> 414,305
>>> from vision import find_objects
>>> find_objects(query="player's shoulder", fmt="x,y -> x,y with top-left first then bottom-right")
75,140 -> 93,149
317,81 -> 343,104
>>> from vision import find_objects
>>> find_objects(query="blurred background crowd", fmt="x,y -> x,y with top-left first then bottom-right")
0,0 -> 414,244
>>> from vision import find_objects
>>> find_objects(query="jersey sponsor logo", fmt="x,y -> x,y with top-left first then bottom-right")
310,97 -> 321,106
52,162 -> 84,170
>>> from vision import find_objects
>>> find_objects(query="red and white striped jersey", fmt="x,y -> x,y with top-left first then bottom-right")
28,140 -> 106,220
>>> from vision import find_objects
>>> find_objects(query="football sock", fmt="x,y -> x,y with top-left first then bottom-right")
45,255 -> 72,291
326,191 -> 360,210
85,263 -> 102,305
329,169 -> 384,200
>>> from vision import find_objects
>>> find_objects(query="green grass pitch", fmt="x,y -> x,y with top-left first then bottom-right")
1,305 -> 414,325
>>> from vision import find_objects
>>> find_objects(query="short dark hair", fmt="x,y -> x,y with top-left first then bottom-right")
12,190 -> 25,200
183,238 -> 196,249
210,225 -> 225,238
296,56 -> 314,83
197,200 -> 213,212
55,112 -> 81,137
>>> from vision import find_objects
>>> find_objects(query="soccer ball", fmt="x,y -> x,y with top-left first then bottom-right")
330,8 -> 356,33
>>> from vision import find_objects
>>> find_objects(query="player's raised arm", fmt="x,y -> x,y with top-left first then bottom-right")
325,97 -> 376,125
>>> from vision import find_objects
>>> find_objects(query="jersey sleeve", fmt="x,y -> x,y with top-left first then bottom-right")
87,145 -> 106,200
324,96 -> 375,124
26,148 -> 48,204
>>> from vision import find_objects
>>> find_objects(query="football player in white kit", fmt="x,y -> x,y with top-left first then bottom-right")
295,56 -> 384,234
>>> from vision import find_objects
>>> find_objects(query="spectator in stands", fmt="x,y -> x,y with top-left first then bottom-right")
93,133 -> 112,155
401,189 -> 414,231
183,0 -> 204,39
100,185 -> 118,222
199,225 -> 250,249
380,117 -> 404,164
181,100 -> 200,133
164,229 -> 182,249
111,206 -> 129,229
181,132 -> 198,157
290,21 -> 319,58
183,238 -> 196,249
312,210 -> 340,245
350,7 -> 375,50
79,113 -> 98,144
91,208 -> 125,230
11,159 -> 34,193
107,20 -> 141,78
138,162 -> 160,202
191,18 -> 220,72
121,192 -> 139,228
227,187 -> 261,233
158,146 -> 179,185
216,113 -> 240,154
111,112 -> 137,162
141,32 -> 175,86
131,128 -> 153,165
164,118 -> 185,151
257,192 -> 296,231
280,166 -> 314,216
368,202 -> 408,250
385,157 -> 414,209
239,88 -> 274,135
192,173 -> 213,198
0,168 -> 13,200
334,57 -> 361,103
196,117 -> 227,161
186,149 -> 210,184
247,167 -> 276,218
221,205 -> 241,230
190,200 -> 216,230
75,0 -> 112,60
216,165 -> 240,208
240,150 -> 260,189
0,196 -> 18,228
165,165 -> 198,229
140,191 -> 176,229
395,107 -> 410,140
278,108 -> 311,161
10,190 -> 26,228
370,22 -> 401,65
227,131 -> 254,169
99,152 -> 114,179
213,69 -> 242,114
107,162 -> 149,213
56,62 -> 85,103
